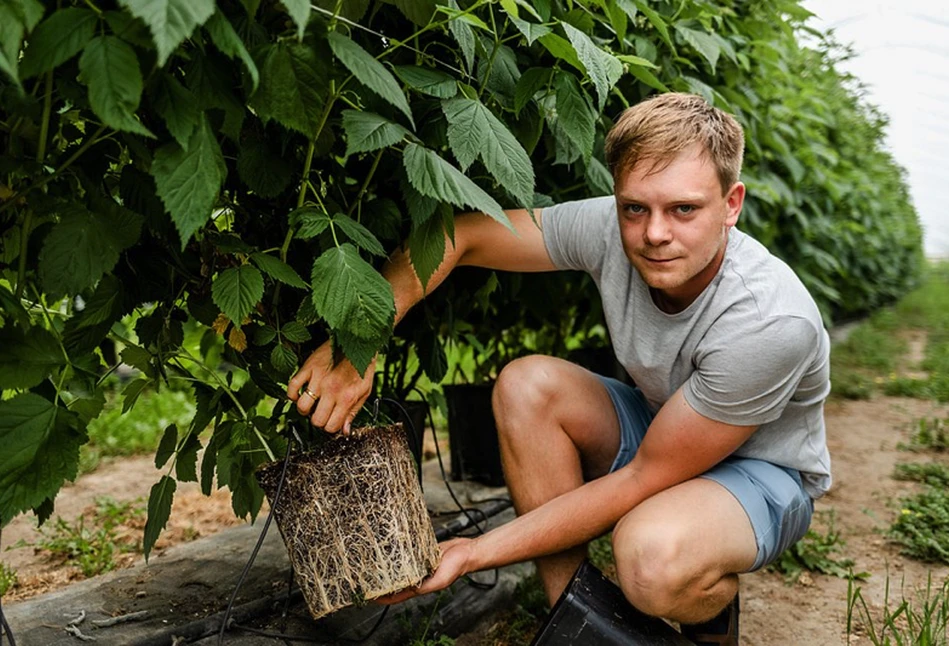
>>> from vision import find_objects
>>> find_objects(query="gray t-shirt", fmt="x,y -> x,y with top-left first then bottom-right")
542,196 -> 832,498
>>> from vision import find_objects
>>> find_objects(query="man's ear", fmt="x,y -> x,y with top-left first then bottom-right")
724,182 -> 745,226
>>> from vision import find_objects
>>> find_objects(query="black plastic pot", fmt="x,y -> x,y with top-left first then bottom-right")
386,398 -> 428,475
531,561 -> 693,645
443,383 -> 505,487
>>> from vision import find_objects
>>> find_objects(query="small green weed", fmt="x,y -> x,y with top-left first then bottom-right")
832,372 -> 875,400
767,511 -> 868,583
589,534 -> 615,575
397,590 -> 456,646
889,487 -> 949,564
847,573 -> 949,645
893,462 -> 949,488
898,417 -> 949,453
32,497 -> 145,577
483,572 -> 548,646
0,562 -> 17,596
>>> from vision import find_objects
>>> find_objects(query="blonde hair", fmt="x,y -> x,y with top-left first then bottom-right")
604,93 -> 745,195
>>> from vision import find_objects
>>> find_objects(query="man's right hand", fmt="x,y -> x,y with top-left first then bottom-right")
286,341 -> 376,435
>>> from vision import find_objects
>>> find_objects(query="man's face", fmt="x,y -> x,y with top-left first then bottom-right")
614,143 -> 745,311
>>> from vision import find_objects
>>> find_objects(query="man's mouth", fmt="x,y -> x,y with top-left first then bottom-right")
642,256 -> 677,264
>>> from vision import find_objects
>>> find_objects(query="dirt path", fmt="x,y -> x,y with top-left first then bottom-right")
3,367 -> 949,643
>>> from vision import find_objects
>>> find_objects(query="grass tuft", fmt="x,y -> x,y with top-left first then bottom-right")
848,572 -> 949,645
767,510 -> 868,583
0,562 -> 17,597
889,487 -> 949,565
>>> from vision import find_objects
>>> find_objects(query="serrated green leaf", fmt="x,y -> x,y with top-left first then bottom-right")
143,475 -> 176,560
538,33 -> 584,75
676,25 -> 720,73
212,265 -> 264,326
562,22 -> 619,111
514,67 -> 552,116
120,344 -> 154,378
250,40 -> 328,139
250,253 -> 307,289
0,395 -> 83,527
281,321 -> 311,343
627,63 -> 669,92
510,15 -> 551,45
38,204 -> 142,296
292,207 -> 332,239
382,0 -> 436,25
341,111 -> 410,157
152,115 -> 226,248
332,213 -> 386,257
237,138 -> 293,198
151,73 -> 200,150
279,0 -> 309,39
442,97 -> 534,202
553,72 -> 594,165
252,324 -> 277,346
393,65 -> 457,99
0,326 -> 63,390
328,32 -> 414,128
20,8 -> 97,79
175,432 -> 200,482
632,0 -> 674,51
270,343 -> 297,375
402,143 -> 510,229
407,213 -> 446,291
615,54 -> 659,70
334,329 -> 378,375
155,424 -> 178,469
75,275 -> 122,329
118,0 -> 216,66
78,36 -> 153,137
0,283 -> 31,329
447,0 -> 475,72
206,10 -> 259,91
310,244 -> 394,341
122,378 -> 150,413
104,9 -> 156,49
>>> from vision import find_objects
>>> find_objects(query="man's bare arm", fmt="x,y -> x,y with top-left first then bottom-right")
287,208 -> 556,433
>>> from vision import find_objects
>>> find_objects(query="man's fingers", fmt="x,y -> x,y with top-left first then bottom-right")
310,395 -> 336,431
374,588 -> 419,605
287,369 -> 309,401
295,383 -> 319,416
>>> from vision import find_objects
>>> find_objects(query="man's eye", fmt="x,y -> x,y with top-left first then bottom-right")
675,205 -> 696,215
625,204 -> 645,214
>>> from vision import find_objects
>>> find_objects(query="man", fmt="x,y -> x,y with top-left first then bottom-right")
288,93 -> 831,644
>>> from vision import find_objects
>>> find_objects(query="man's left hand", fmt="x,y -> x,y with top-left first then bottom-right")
375,538 -> 476,605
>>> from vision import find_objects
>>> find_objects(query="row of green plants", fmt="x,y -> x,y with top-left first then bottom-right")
0,0 -> 922,547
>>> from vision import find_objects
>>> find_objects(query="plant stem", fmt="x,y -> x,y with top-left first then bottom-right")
0,125 -> 109,217
296,140 -> 316,210
346,149 -> 383,219
15,209 -> 33,299
36,72 -> 53,164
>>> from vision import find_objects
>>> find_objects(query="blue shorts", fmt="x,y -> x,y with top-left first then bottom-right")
599,376 -> 814,571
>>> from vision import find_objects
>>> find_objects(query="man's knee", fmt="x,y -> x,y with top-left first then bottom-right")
611,512 -> 699,618
492,354 -> 560,424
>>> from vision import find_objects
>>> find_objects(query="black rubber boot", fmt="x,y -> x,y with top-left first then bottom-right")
679,593 -> 739,646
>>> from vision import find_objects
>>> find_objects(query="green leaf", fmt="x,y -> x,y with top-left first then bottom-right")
331,214 -> 386,257
310,244 -> 395,341
175,432 -> 200,482
0,283 -> 31,329
554,72 -> 594,165
250,40 -> 328,139
514,67 -> 552,115
334,330 -> 378,375
212,265 -> 264,326
402,143 -> 510,229
442,97 -> 534,202
393,65 -> 457,99
0,395 -> 83,527
143,475 -> 176,560
328,32 -> 414,127
562,22 -> 619,111
382,0 -> 436,26
341,111 -> 410,157
407,213 -> 446,291
292,207 -> 332,239
270,343 -> 297,375
236,138 -> 293,198
78,36 -> 153,137
205,10 -> 259,91
122,378 -> 150,413
38,204 -> 142,296
279,0 -> 309,39
615,54 -> 659,69
0,326 -> 63,390
152,115 -> 226,248
627,63 -> 669,92
538,33 -> 585,75
75,274 -> 123,329
675,25 -> 720,72
151,73 -> 200,150
118,0 -> 216,66
281,321 -> 311,343
155,424 -> 178,469
253,324 -> 277,346
447,0 -> 475,72
632,0 -> 674,51
120,344 -> 155,378
509,16 -> 551,45
250,253 -> 307,289
20,7 -> 97,79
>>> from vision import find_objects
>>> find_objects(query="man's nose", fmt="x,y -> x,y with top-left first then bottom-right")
643,213 -> 672,246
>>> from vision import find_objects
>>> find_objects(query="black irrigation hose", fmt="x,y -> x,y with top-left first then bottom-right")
0,529 -> 16,646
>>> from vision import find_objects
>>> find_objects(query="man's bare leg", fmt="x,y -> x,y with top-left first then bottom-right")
492,355 -> 623,604
612,478 -> 758,623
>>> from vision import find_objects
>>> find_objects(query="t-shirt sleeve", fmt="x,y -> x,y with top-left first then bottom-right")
683,315 -> 820,427
541,196 -> 615,277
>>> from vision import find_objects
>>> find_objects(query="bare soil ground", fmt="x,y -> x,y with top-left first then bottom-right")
3,333 -> 948,643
